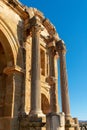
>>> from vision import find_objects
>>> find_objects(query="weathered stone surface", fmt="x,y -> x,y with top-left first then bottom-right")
0,1 -> 79,130
46,112 -> 65,130
56,40 -> 70,118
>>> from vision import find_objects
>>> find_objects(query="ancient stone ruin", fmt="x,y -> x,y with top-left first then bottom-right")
0,0 -> 79,130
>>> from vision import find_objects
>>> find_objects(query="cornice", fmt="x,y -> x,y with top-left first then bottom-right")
26,7 -> 60,42
2,0 -> 60,44
43,18 -> 56,36
3,0 -> 29,20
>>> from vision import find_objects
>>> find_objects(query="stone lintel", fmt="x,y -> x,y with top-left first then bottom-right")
43,18 -> 56,36
3,65 -> 24,75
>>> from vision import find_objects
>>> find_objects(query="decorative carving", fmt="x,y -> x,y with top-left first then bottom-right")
29,16 -> 43,36
56,40 -> 66,55
8,0 -> 18,7
43,18 -> 56,36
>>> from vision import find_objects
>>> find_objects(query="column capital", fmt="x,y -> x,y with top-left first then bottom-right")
3,65 -> 25,75
48,44 -> 58,58
56,40 -> 66,55
30,16 -> 43,34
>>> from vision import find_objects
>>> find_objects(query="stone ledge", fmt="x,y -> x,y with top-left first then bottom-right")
20,116 -> 46,128
3,65 -> 25,75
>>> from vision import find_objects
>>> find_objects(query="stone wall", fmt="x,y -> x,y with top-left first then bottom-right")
0,1 -> 60,130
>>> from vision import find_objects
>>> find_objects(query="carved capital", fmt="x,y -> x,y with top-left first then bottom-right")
32,24 -> 42,36
30,16 -> 43,35
48,45 -> 58,58
56,40 -> 66,55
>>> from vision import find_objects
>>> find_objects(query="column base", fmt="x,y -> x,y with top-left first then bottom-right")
29,110 -> 45,120
65,114 -> 71,120
20,116 -> 46,130
46,112 -> 65,130
65,117 -> 80,130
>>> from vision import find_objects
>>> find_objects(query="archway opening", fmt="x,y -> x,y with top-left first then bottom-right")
0,42 -> 7,117
0,29 -> 14,117
41,93 -> 50,114
0,29 -> 14,66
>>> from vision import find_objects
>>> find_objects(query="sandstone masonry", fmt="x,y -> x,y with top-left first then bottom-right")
0,0 -> 79,130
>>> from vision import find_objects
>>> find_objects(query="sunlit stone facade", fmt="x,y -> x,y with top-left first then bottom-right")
0,0 -> 79,130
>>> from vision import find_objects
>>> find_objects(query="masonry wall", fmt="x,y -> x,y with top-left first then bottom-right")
0,1 -> 59,130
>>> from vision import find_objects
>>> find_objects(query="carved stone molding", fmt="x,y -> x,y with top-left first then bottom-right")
3,65 -> 24,75
29,16 -> 43,35
3,0 -> 28,20
56,40 -> 66,55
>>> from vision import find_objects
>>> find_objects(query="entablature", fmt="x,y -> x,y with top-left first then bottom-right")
3,0 -> 29,20
2,0 -> 63,49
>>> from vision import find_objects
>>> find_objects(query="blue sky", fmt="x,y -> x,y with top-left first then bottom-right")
19,0 -> 87,120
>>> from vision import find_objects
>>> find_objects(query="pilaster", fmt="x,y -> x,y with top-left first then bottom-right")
0,65 -> 24,130
3,65 -> 24,117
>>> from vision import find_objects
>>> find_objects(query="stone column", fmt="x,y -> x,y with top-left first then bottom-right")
29,17 -> 43,117
47,44 -> 59,113
56,40 -> 70,119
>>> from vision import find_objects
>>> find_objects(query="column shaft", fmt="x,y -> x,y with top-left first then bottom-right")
56,40 -> 71,118
48,46 -> 59,112
60,52 -> 70,117
30,23 -> 43,116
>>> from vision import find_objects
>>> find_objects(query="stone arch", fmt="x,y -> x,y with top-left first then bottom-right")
41,93 -> 50,114
0,18 -> 24,117
0,43 -> 7,117
0,18 -> 23,68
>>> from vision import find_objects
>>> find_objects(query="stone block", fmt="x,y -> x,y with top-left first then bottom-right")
46,112 -> 65,130
19,116 -> 46,130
